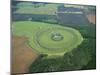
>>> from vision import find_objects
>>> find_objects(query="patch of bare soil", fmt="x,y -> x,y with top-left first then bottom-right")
11,36 -> 39,74
86,14 -> 96,25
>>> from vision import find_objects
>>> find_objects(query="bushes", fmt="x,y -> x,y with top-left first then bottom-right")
61,24 -> 96,39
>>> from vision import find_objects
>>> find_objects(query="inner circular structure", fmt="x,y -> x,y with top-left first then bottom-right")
51,32 -> 64,41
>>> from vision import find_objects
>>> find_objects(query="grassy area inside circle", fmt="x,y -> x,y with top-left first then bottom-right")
12,21 -> 83,58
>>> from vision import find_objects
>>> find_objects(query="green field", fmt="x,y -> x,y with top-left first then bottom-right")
15,2 -> 58,15
12,21 -> 83,58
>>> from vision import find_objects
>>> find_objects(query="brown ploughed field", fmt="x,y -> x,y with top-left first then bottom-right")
11,36 -> 39,74
86,14 -> 96,25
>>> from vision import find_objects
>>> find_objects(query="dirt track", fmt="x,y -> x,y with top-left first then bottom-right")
11,36 -> 39,74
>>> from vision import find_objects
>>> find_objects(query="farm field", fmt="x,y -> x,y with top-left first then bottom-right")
86,14 -> 96,24
14,2 -> 58,15
12,36 -> 39,73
